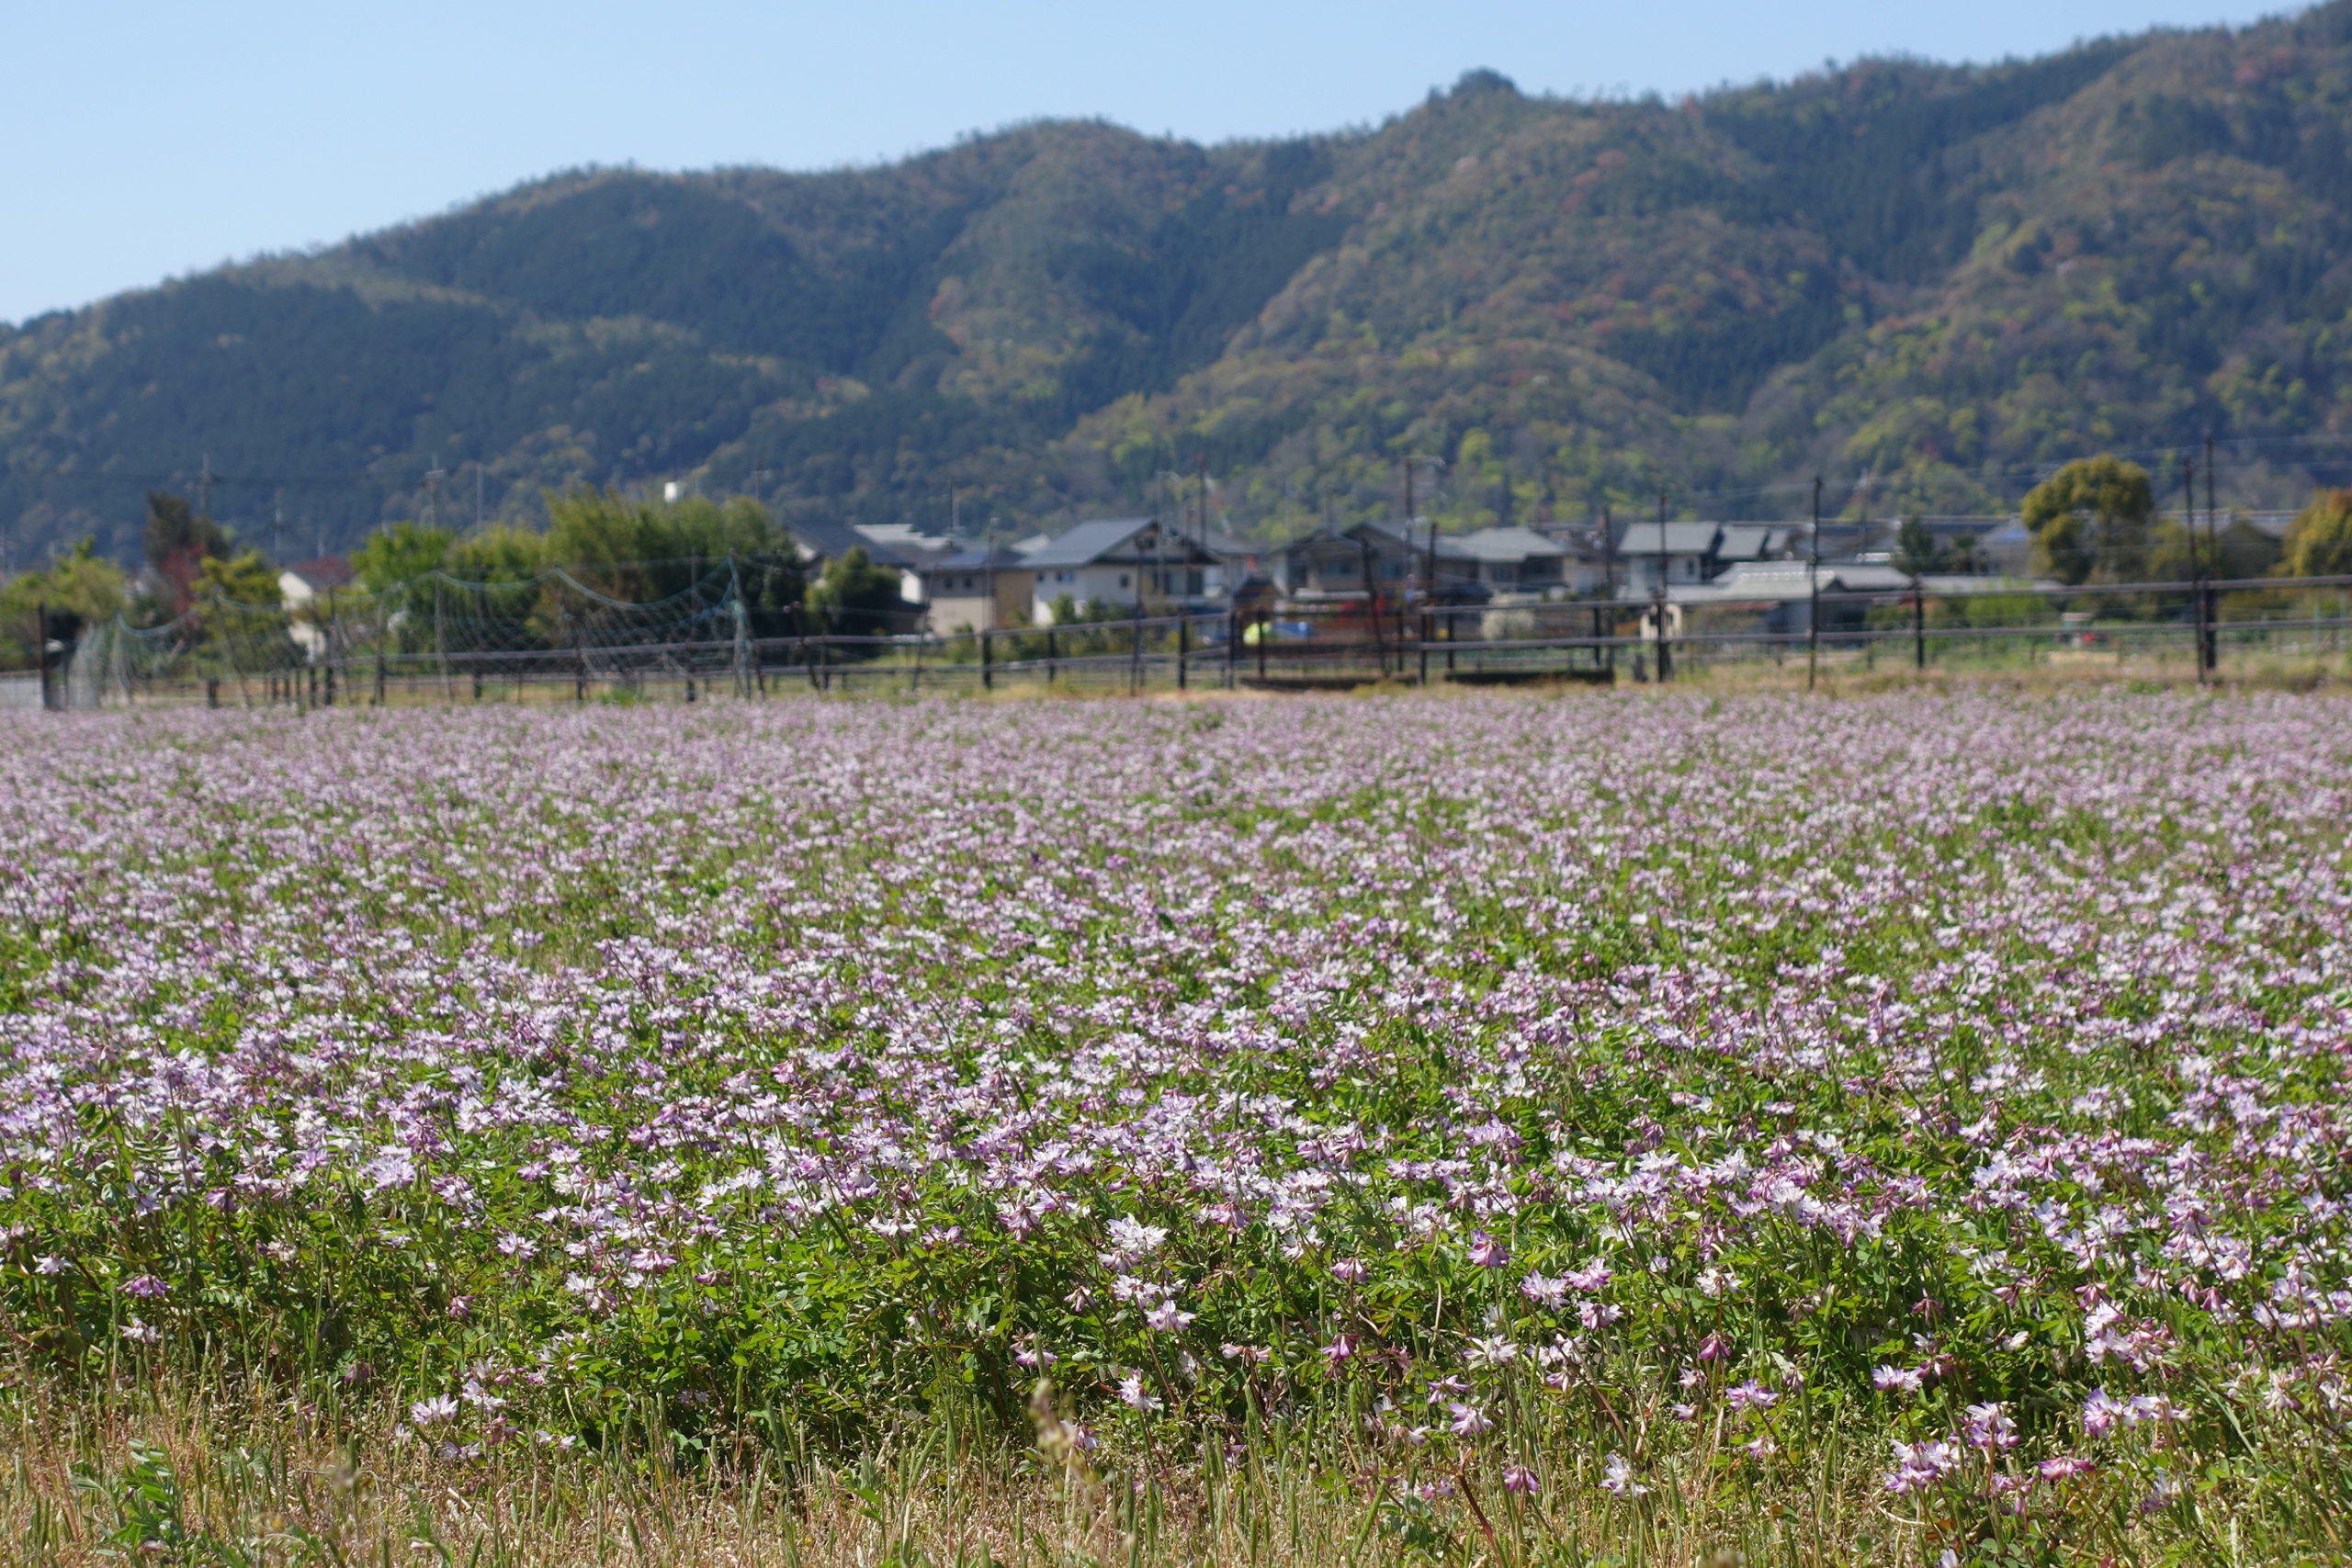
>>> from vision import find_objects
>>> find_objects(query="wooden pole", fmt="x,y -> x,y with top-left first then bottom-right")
1807,476 -> 1823,692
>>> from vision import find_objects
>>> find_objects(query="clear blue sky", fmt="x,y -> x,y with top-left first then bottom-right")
2,0 -> 2291,326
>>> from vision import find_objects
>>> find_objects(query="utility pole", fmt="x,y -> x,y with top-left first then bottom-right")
1195,453 -> 1210,613
1600,504 -> 1617,676
1912,565 -> 1927,671
1357,533 -> 1383,677
424,466 -> 446,530
197,455 -> 214,521
2183,455 -> 2203,684
1403,457 -> 1415,572
2203,434 -> 2220,674
1807,476 -> 1824,693
1650,491 -> 1672,682
1196,452 -> 1209,555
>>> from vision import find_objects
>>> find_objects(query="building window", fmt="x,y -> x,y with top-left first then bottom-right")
1118,574 -> 1130,589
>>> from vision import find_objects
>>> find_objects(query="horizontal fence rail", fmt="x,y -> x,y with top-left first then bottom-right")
19,569 -> 2352,710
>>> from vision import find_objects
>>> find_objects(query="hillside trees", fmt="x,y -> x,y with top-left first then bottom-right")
2280,489 -> 2352,578
14,12 -> 2352,557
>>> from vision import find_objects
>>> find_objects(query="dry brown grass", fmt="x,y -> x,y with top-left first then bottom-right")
0,1371 -> 1951,1568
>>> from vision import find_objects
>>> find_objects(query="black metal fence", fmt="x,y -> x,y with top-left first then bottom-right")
23,570 -> 2352,711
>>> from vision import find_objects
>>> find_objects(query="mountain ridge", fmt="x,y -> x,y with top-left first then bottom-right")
7,5 -> 2352,566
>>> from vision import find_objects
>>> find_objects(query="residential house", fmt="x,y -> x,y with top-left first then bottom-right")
1668,559 -> 2040,636
276,556 -> 355,608
920,545 -> 1035,634
1610,521 -> 1799,597
1273,520 -> 1595,603
775,516 -> 929,604
1022,518 -> 1224,624
276,557 -> 356,660
1272,521 -> 1423,601
1446,526 -> 1571,595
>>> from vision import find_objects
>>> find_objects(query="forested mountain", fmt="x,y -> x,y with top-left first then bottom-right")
11,2 -> 2352,564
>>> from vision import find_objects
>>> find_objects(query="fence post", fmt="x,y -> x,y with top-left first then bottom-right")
376,649 -> 388,705
1257,609 -> 1269,683
1046,626 -> 1057,685
1655,596 -> 1674,683
731,560 -> 751,698
981,628 -> 993,691
797,604 -> 819,691
1914,583 -> 1927,671
32,602 -> 49,712
434,578 -> 453,704
1176,616 -> 1188,691
1419,609 -> 1430,685
1227,610 -> 1238,690
206,676 -> 219,709
1130,602 -> 1143,695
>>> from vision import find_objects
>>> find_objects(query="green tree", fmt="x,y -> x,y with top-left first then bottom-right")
194,549 -> 294,673
1891,516 -> 1943,578
2145,518 -> 2215,583
0,539 -> 130,670
2020,457 -> 2154,585
542,487 -> 797,604
444,525 -> 551,586
2279,490 -> 2352,579
352,521 -> 456,592
808,547 -> 908,650
142,491 -> 232,617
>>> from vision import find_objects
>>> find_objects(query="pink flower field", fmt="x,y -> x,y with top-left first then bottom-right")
2,689 -> 2348,1562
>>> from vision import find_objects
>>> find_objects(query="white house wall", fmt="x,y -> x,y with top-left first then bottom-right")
1031,564 -> 1143,623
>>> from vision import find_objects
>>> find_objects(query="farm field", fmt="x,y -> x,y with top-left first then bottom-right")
1,690 -> 2348,1566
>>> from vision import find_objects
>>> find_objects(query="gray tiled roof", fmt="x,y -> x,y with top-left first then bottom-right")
1447,526 -> 1569,563
782,515 -> 910,566
1612,521 -> 1724,555
1024,517 -> 1220,569
1713,525 -> 1794,561
925,544 -> 1033,571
